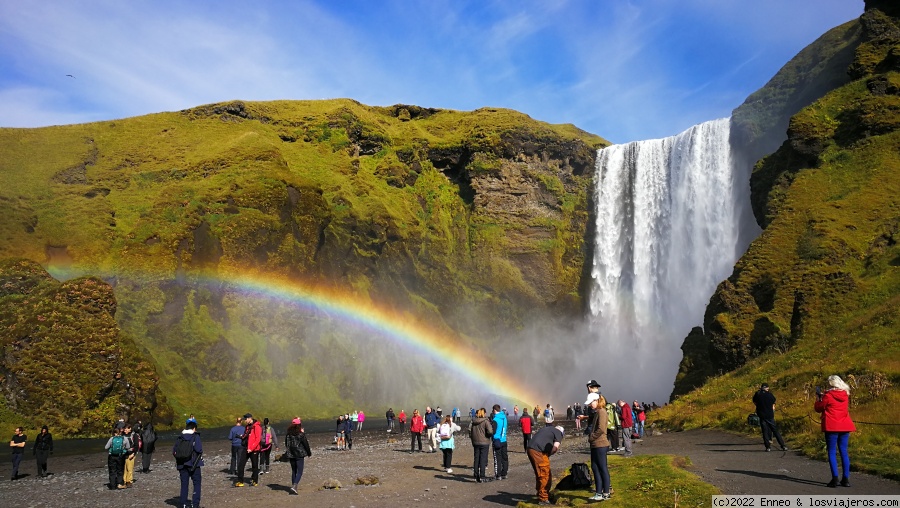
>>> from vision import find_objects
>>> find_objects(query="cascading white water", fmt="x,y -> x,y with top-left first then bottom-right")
589,118 -> 758,403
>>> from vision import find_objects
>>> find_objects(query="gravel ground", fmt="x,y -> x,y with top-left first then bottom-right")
1,424 -> 897,507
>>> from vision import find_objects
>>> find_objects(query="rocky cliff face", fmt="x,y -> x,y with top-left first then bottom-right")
0,259 -> 173,434
674,2 -> 900,397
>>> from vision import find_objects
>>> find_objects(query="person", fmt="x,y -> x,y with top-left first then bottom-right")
573,403 -> 583,431
584,392 -> 612,501
398,409 -> 407,434
356,410 -> 365,431
520,408 -> 534,451
139,420 -> 157,473
543,404 -> 554,424
513,405 -> 519,422
566,405 -> 573,421
335,414 -> 346,450
33,425 -> 53,477
527,424 -> 565,505
424,406 -> 440,453
409,409 -> 425,453
452,407 -> 460,423
235,413 -> 261,487
814,375 -> 856,488
284,417 -> 312,495
260,417 -> 277,473
752,383 -> 788,452
173,420 -> 203,508
10,427 -> 27,481
122,422 -> 138,487
350,411 -> 358,430
386,408 -> 395,432
605,400 -> 621,452
438,415 -> 461,473
469,408 -> 493,482
532,406 -> 539,421
104,425 -> 130,489
633,401 -> 646,438
617,400 -> 634,457
227,417 -> 244,475
491,403 -> 509,480
343,414 -> 354,450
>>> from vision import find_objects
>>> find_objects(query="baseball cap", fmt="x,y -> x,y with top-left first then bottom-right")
243,413 -> 253,419
585,392 -> 600,405
586,379 -> 601,389
291,417 -> 302,425
555,425 -> 565,436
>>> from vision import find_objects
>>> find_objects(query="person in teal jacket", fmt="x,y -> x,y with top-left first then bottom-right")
491,404 -> 509,480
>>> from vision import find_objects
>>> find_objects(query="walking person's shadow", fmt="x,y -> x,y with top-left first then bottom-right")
717,469 -> 824,487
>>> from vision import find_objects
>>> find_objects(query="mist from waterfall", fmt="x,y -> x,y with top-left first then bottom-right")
588,118 -> 759,404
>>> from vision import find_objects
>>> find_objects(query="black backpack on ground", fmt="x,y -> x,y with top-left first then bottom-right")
571,462 -> 593,488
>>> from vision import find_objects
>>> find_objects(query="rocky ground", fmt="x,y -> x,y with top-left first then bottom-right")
1,424 -> 897,507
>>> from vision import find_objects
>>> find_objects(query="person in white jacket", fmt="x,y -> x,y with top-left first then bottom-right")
437,416 -> 462,473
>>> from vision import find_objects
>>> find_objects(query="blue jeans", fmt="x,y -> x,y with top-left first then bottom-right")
179,466 -> 201,507
825,432 -> 850,478
590,446 -> 610,494
290,457 -> 305,486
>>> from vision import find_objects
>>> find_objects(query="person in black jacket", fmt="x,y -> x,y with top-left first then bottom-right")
284,418 -> 312,495
139,422 -> 157,473
33,425 -> 53,477
752,383 -> 788,452
173,420 -> 203,508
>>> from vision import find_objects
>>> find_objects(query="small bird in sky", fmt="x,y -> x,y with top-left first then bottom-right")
66,74 -> 75,78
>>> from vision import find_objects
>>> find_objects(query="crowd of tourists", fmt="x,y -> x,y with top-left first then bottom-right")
6,372 -> 857,506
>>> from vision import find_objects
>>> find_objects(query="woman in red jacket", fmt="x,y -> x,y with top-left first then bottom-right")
409,409 -> 425,453
814,375 -> 856,488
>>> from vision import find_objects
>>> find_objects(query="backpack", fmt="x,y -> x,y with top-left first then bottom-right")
605,404 -> 618,430
109,435 -> 126,455
544,409 -> 550,418
142,424 -> 157,445
174,435 -> 195,464
439,423 -> 452,440
261,426 -> 272,450
570,462 -> 593,488
747,413 -> 760,426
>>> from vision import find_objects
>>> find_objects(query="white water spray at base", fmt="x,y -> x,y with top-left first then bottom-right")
589,118 -> 758,403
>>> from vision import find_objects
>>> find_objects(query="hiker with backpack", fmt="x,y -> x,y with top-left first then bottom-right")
438,415 -> 461,473
605,400 -> 621,452
284,417 -> 312,495
259,417 -> 278,474
490,404 -> 509,480
104,425 -> 130,490
173,420 -> 203,508
585,392 -> 612,501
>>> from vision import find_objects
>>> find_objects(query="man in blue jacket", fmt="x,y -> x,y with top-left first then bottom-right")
227,417 -> 244,475
491,404 -> 509,480
424,407 -> 441,453
173,420 -> 203,508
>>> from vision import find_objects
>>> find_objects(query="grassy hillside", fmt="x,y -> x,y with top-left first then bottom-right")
665,5 -> 900,480
0,100 -> 607,429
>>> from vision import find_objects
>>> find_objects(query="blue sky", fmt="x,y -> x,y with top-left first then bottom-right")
0,0 -> 863,143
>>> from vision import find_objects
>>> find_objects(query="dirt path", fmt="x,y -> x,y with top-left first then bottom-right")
0,426 -> 896,507
632,428 -> 900,495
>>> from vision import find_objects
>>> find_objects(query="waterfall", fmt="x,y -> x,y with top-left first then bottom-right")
589,118 -> 758,403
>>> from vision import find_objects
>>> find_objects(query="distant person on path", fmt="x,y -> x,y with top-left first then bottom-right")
335,415 -> 346,451
122,423 -> 138,486
533,406 -> 539,421
519,409 -> 534,451
227,417 -> 244,475
574,403 -> 583,431
513,405 -> 519,422
398,409 -> 407,434
491,404 -> 509,480
10,427 -> 27,481
356,410 -> 365,431
173,420 -> 203,508
469,408 -> 493,482
452,407 -> 460,423
617,400 -> 634,457
752,383 -> 788,452
566,405 -> 573,421
259,417 -> 277,473
386,408 -> 395,431
606,400 -> 621,452
633,401 -> 646,438
139,421 -> 157,473
343,414 -> 354,450
425,406 -> 440,452
284,418 -> 312,495
409,409 -> 425,453
585,392 -> 611,501
527,425 -> 565,505
438,415 -> 462,473
33,425 -> 53,477
543,404 -> 554,424
815,375 -> 856,488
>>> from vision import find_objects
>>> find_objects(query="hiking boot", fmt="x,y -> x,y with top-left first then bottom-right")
840,477 -> 851,487
234,482 -> 246,487
827,476 -> 839,488
250,481 -> 258,487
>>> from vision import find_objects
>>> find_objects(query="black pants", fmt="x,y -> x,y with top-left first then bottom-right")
410,432 -> 422,451
492,442 -> 509,478
237,448 -> 257,483
441,448 -> 453,469
230,445 -> 241,473
522,433 -> 531,452
35,449 -> 50,476
11,453 -> 23,479
590,446 -> 611,495
261,448 -> 271,470
473,445 -> 489,480
107,454 -> 124,488
141,451 -> 153,472
760,419 -> 786,449
607,428 -> 619,450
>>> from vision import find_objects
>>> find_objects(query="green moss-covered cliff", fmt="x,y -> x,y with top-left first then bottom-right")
0,102 -> 606,427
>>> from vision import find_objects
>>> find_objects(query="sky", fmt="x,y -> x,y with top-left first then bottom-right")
0,0 -> 864,144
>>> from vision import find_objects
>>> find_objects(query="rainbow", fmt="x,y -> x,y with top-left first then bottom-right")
65,263 -> 542,406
